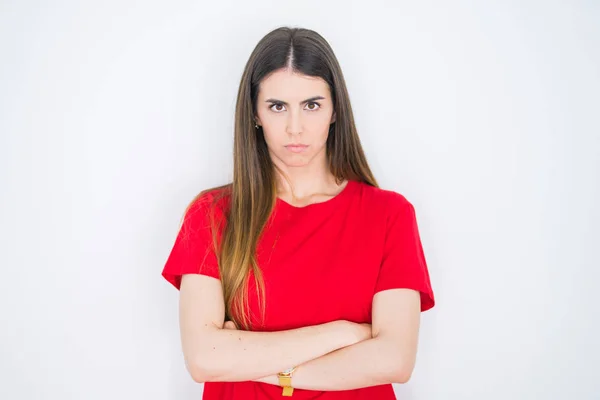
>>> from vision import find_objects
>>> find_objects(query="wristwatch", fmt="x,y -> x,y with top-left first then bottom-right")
277,366 -> 297,396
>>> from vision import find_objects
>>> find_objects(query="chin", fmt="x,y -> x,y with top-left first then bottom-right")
284,159 -> 310,168
270,148 -> 320,168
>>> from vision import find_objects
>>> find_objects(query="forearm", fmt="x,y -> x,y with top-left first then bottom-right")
254,336 -> 408,391
190,321 -> 360,383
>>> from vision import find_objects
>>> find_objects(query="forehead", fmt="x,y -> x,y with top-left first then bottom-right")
258,69 -> 330,99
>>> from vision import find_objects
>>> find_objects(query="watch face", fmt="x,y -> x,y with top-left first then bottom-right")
282,367 -> 295,374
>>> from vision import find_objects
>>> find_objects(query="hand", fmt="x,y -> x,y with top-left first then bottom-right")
358,323 -> 373,341
360,323 -> 373,340
223,320 -> 238,330
339,320 -> 372,345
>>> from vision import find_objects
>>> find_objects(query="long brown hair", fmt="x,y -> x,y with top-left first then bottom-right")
189,26 -> 378,330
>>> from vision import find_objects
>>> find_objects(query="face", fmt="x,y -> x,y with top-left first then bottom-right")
254,68 -> 336,172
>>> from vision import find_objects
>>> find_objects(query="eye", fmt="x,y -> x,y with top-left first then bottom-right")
268,102 -> 322,113
270,103 -> 286,113
305,102 -> 321,111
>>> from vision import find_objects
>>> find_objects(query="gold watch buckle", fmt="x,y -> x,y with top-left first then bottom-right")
278,367 -> 297,397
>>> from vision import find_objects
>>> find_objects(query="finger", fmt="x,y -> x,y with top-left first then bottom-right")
223,321 -> 236,330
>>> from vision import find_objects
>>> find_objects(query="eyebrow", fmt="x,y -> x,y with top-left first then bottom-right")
264,96 -> 326,106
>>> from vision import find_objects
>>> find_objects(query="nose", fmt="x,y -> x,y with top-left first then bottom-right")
285,109 -> 302,135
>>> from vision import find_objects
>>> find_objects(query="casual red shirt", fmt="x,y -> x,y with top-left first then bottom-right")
162,179 -> 435,399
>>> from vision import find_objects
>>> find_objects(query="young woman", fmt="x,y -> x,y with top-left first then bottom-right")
162,26 -> 435,399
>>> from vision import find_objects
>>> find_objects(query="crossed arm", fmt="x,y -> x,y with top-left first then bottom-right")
178,274 -> 422,390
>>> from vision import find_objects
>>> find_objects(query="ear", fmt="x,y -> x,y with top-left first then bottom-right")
254,115 -> 262,126
330,111 -> 336,124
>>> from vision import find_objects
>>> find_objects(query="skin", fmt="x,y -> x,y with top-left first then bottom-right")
254,68 -> 343,206
178,68 -> 422,389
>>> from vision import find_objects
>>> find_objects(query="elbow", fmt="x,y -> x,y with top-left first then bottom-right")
184,329 -> 225,383
378,338 -> 416,384
390,366 -> 413,384
188,366 -> 209,384
186,355 -> 220,383
187,358 -> 210,383
387,357 -> 415,384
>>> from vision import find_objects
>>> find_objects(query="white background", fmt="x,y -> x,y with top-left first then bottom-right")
1,1 -> 599,399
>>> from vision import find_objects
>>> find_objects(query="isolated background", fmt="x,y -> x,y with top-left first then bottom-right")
1,1 -> 599,399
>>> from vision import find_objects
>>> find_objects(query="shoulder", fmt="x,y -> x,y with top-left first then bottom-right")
187,184 -> 231,213
182,184 -> 231,229
354,180 -> 414,215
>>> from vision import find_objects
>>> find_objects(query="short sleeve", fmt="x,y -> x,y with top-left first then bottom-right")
374,192 -> 435,312
161,194 -> 222,290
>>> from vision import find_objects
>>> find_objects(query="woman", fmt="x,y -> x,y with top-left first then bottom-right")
162,26 -> 435,399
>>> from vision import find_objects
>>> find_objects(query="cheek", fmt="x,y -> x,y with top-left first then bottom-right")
262,131 -> 281,148
259,113 -> 284,136
308,115 -> 333,141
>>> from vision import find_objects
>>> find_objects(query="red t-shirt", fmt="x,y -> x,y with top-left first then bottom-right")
162,179 -> 435,399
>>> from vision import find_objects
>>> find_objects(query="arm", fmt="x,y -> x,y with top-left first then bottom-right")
179,274 -> 371,383
252,288 -> 422,390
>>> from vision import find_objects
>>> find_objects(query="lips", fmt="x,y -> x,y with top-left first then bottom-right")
285,144 -> 309,153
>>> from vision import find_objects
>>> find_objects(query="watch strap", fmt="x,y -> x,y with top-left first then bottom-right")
277,367 -> 297,397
